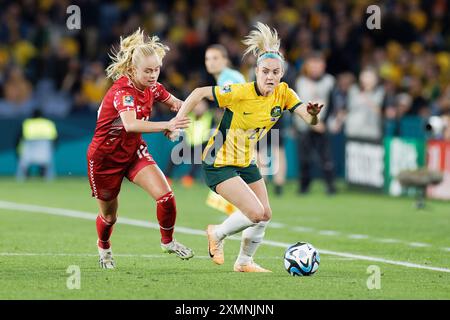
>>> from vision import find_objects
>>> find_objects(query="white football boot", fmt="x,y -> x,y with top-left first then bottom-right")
98,241 -> 115,269
161,239 -> 194,260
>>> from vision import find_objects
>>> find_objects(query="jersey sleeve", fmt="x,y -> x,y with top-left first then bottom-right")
212,84 -> 239,110
285,87 -> 303,113
113,89 -> 136,113
152,82 -> 171,103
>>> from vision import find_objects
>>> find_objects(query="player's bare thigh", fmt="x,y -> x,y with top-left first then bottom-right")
247,178 -> 272,221
132,164 -> 171,200
97,198 -> 118,224
215,176 -> 267,222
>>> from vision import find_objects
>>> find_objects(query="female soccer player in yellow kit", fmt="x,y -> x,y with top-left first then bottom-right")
173,22 -> 323,272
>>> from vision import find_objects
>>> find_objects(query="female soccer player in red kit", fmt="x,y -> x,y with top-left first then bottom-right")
87,29 -> 194,269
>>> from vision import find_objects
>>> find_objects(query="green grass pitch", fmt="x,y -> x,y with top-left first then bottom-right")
0,177 -> 449,299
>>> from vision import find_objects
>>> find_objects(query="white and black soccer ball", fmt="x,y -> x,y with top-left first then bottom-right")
284,242 -> 320,276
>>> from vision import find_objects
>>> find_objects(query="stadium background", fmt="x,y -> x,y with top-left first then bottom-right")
1,0 -> 450,301
0,0 -> 449,194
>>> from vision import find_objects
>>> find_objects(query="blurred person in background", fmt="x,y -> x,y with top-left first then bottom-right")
345,67 -> 385,140
384,92 -> 413,133
87,29 -> 193,269
0,65 -> 35,118
407,75 -> 430,118
444,114 -> 450,141
205,44 -> 246,125
16,109 -> 57,181
436,83 -> 450,116
328,72 -> 355,134
80,61 -> 110,113
293,52 -> 337,195
205,44 -> 246,87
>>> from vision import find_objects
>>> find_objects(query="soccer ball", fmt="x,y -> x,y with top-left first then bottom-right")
284,242 -> 320,276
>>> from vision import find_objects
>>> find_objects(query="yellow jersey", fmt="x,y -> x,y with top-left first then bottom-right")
202,81 -> 302,167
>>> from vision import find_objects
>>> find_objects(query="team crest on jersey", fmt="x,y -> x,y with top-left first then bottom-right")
270,106 -> 282,117
123,95 -> 134,106
220,85 -> 232,94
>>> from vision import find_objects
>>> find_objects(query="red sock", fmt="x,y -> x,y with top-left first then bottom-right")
96,215 -> 115,249
156,191 -> 177,244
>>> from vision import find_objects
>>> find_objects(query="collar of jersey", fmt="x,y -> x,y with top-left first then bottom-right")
127,77 -> 146,94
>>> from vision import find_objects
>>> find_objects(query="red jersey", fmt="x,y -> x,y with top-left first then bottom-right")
88,76 -> 170,165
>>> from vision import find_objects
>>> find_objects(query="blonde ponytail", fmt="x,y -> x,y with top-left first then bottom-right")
242,22 -> 283,62
106,28 -> 170,81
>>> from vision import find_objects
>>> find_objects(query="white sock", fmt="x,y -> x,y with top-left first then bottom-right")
214,211 -> 255,240
236,220 -> 269,265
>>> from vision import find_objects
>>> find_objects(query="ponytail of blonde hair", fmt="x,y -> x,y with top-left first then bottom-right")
106,28 -> 169,81
242,22 -> 283,62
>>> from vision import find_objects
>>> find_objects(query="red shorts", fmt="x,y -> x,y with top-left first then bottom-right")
87,143 -> 156,201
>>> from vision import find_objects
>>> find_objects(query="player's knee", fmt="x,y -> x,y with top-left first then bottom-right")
262,207 -> 272,221
246,205 -> 266,223
102,214 -> 117,225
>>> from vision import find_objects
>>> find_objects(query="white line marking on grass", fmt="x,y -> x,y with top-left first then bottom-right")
292,226 -> 315,233
318,230 -> 341,236
408,242 -> 431,248
267,222 -> 285,229
348,234 -> 370,240
290,226 -> 430,250
0,252 -> 355,261
0,252 -> 211,259
442,248 -> 450,252
1,200 -> 449,273
375,238 -> 402,244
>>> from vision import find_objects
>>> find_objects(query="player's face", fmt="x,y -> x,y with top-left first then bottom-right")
205,49 -> 227,76
133,54 -> 161,88
255,58 -> 284,95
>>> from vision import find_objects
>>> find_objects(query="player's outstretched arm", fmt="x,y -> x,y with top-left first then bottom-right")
175,86 -> 214,119
164,86 -> 213,141
294,101 -> 323,126
120,110 -> 190,133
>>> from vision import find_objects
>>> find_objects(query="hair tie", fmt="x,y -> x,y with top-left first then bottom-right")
257,51 -> 284,65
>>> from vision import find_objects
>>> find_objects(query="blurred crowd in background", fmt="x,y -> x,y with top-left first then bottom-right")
1,0 -> 449,137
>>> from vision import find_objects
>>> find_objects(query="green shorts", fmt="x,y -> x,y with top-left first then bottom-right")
202,162 -> 262,192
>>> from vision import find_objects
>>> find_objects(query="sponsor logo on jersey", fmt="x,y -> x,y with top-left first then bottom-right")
270,106 -> 282,118
123,95 -> 134,106
219,85 -> 232,94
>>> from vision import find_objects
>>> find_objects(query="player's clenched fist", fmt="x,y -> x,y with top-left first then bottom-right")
306,102 -> 324,116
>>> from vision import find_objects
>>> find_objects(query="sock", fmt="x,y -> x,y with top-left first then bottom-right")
236,220 -> 269,265
157,191 -> 177,244
214,210 -> 255,240
96,215 -> 116,249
